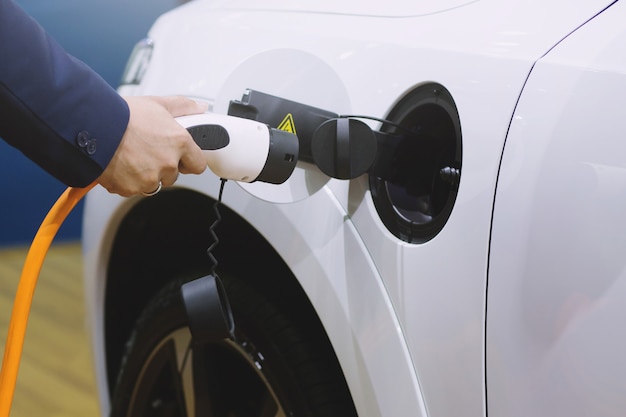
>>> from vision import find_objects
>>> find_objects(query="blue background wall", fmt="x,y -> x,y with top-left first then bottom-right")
0,0 -> 184,246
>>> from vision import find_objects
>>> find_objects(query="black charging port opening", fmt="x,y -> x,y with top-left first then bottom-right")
370,83 -> 462,244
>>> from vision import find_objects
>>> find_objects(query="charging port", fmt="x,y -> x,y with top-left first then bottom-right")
370,83 -> 462,244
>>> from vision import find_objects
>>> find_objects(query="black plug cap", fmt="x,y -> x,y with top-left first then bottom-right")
311,118 -> 377,179
181,275 -> 235,345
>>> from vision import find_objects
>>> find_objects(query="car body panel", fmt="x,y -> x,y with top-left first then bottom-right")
195,0 -> 478,18
488,1 -> 626,415
83,0 -> 622,416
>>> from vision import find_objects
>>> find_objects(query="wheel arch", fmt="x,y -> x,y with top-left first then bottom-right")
102,187 -> 329,397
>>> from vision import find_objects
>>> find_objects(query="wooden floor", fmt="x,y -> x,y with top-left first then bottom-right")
0,242 -> 100,417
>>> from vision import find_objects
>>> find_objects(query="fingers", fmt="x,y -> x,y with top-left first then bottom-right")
160,164 -> 180,187
153,95 -> 209,118
153,95 -> 208,177
98,95 -> 209,196
143,95 -> 208,175
178,140 -> 207,175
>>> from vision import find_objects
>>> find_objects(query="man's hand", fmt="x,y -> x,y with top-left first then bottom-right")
98,96 -> 208,196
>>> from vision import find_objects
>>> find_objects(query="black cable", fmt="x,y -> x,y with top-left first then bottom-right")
339,114 -> 418,135
207,178 -> 227,275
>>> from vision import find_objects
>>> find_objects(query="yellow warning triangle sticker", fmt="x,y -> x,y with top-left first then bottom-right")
277,113 -> 297,135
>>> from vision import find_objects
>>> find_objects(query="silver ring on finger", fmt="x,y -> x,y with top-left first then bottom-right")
142,180 -> 162,197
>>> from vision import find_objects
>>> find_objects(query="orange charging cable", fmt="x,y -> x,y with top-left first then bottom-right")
0,182 -> 96,417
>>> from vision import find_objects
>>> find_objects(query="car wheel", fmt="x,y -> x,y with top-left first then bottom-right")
110,275 -> 357,417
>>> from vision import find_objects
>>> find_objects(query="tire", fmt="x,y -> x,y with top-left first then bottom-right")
110,274 -> 358,417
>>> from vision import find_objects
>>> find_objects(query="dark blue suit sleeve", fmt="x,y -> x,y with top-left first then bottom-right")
0,0 -> 129,187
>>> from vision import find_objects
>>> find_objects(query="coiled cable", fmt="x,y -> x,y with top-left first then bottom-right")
207,178 -> 227,276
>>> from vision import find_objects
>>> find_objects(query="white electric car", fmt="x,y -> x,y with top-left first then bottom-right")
82,0 -> 626,416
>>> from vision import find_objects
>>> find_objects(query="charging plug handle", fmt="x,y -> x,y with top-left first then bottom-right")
178,113 -> 298,184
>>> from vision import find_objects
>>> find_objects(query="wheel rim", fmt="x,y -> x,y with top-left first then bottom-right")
127,327 -> 288,417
